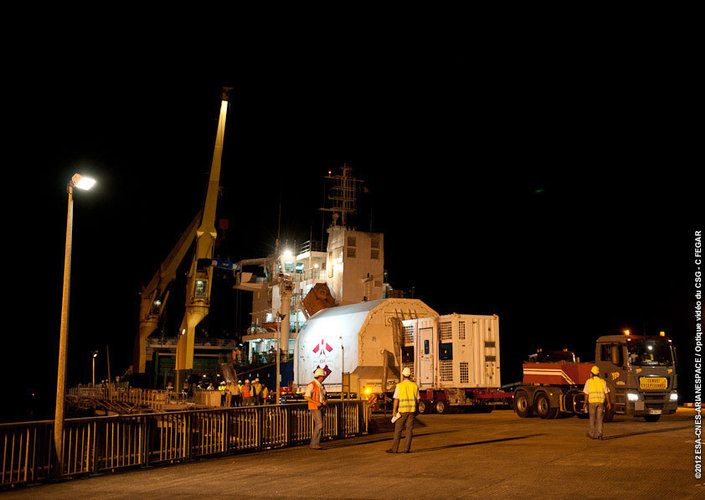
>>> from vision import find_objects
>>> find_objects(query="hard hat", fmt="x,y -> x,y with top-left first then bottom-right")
590,365 -> 600,375
402,367 -> 411,377
314,368 -> 326,378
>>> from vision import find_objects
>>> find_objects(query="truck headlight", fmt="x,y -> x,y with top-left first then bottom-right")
670,392 -> 678,401
627,392 -> 639,402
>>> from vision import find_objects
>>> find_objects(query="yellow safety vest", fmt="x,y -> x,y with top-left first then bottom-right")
397,380 -> 418,413
586,377 -> 608,403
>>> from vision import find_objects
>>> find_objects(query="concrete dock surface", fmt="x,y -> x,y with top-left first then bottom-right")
3,408 -> 700,499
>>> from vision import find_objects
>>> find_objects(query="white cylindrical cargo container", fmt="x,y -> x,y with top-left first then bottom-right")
294,298 -> 437,392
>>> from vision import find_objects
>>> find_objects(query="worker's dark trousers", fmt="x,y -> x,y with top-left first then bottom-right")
588,402 -> 605,438
310,409 -> 323,448
390,412 -> 415,452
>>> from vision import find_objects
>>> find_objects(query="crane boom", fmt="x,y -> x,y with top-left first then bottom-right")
175,87 -> 232,381
133,210 -> 202,373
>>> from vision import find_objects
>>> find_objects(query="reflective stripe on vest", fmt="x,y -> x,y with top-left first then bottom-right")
397,380 -> 418,412
587,377 -> 607,403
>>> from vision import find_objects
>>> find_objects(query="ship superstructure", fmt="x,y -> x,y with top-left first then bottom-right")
235,166 -> 391,362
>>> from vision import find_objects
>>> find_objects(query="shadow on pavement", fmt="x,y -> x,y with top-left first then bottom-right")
412,434 -> 545,453
602,425 -> 690,441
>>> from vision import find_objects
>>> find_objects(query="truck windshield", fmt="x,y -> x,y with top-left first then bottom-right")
627,339 -> 673,366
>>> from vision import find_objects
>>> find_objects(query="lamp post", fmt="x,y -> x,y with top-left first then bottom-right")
92,351 -> 99,386
54,173 -> 95,476
276,318 -> 281,405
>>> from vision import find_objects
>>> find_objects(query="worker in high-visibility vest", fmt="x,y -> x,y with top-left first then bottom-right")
304,368 -> 328,450
232,380 -> 242,407
252,378 -> 264,405
242,379 -> 253,406
583,365 -> 611,439
387,367 -> 420,454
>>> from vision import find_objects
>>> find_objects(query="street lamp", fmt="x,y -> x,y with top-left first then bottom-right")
92,351 -> 99,386
54,173 -> 95,476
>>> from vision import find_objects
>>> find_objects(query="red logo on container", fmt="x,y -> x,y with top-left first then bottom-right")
312,338 -> 333,354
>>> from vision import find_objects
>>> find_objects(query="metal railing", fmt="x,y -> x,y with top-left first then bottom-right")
1,401 -> 366,489
68,385 -> 187,412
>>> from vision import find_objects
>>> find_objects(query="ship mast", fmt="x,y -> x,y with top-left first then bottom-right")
319,164 -> 363,227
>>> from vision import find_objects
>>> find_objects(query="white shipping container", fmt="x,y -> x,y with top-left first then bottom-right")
402,313 -> 501,390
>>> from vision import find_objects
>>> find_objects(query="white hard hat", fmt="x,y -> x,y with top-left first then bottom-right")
314,368 -> 326,378
402,367 -> 411,377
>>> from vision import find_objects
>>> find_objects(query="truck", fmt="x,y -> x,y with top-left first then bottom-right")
513,332 -> 679,422
293,299 -> 512,413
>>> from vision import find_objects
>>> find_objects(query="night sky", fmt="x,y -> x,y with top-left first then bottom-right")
3,25 -> 700,422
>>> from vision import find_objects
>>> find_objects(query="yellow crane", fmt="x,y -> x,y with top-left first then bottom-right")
175,87 -> 231,387
133,87 -> 232,389
134,210 -> 201,373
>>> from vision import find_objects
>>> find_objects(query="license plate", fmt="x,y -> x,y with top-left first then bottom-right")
649,409 -> 662,415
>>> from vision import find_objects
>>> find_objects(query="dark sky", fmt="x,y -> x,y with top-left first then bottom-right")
2,23 -> 700,421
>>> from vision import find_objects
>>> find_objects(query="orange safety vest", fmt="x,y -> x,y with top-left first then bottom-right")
307,381 -> 322,410
242,384 -> 251,398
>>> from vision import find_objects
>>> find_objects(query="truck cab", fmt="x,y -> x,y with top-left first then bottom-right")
595,334 -> 678,421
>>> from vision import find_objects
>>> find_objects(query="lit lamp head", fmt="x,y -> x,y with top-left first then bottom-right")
71,174 -> 96,191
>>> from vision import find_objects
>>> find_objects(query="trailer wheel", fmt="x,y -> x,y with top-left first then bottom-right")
534,393 -> 558,419
434,399 -> 451,414
418,399 -> 433,414
514,390 -> 533,418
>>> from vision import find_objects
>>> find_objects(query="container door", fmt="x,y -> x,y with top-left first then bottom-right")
418,327 -> 434,388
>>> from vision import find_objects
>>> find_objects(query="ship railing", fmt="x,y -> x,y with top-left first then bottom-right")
298,240 -> 325,254
295,268 -> 325,282
145,337 -> 238,348
0,401 -> 368,489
